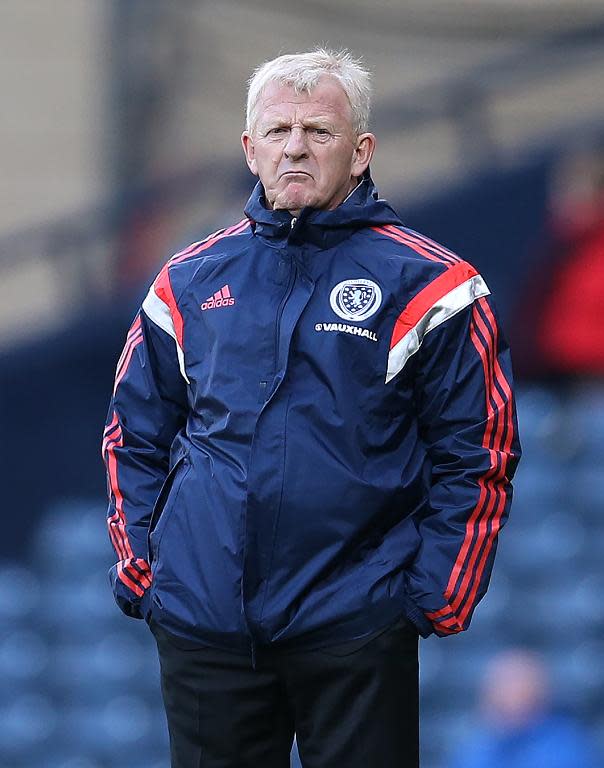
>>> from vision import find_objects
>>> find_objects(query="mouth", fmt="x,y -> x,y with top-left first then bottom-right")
280,171 -> 312,179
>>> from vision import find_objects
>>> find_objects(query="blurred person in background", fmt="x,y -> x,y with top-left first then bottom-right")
447,649 -> 599,768
102,48 -> 520,768
511,141 -> 604,380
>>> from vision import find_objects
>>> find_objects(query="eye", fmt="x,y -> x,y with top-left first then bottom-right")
310,128 -> 332,141
267,127 -> 287,136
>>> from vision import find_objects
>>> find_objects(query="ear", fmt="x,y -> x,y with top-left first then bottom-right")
241,132 -> 258,176
351,132 -> 376,178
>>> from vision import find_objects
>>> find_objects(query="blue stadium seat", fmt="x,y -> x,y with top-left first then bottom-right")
0,563 -> 40,622
564,464 -> 604,524
0,693 -> 58,761
37,572 -> 134,642
126,760 -> 170,768
511,457 -> 568,510
498,509 -> 587,583
41,755 -> 103,768
571,574 -> 604,634
592,715 -> 604,764
53,695 -> 157,759
515,386 -> 565,456
0,630 -> 49,691
44,632 -> 157,697
34,500 -> 114,574
547,640 -> 604,711
421,709 -> 475,768
564,386 -> 604,456
508,579 -> 588,647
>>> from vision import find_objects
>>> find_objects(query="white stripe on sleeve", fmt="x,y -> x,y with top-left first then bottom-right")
386,274 -> 490,384
142,286 -> 190,384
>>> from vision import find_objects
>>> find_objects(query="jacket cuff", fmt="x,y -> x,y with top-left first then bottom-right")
403,594 -> 434,638
109,564 -> 151,621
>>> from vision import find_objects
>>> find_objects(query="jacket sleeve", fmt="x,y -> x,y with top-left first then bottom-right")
101,277 -> 188,620
404,290 -> 521,638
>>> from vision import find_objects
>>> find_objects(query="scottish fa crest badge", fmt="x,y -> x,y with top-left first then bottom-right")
329,279 -> 382,322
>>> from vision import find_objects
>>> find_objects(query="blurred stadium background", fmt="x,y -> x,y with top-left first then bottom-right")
1,1 -> 603,766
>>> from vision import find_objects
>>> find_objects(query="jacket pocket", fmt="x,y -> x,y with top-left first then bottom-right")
147,455 -> 190,564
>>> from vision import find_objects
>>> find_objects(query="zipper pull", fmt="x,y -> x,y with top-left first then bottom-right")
290,217 -> 297,230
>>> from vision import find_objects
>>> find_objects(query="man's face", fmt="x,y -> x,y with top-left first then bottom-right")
241,78 -> 375,216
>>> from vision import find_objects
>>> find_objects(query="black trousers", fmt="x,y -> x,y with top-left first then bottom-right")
151,616 -> 419,768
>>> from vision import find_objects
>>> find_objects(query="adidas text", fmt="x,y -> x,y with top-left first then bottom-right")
201,284 -> 236,310
201,297 -> 235,310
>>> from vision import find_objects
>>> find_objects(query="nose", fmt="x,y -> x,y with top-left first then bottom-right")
283,126 -> 309,160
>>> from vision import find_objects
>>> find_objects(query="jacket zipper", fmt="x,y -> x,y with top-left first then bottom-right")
242,248 -> 296,667
240,224 -> 302,665
272,257 -> 296,392
245,241 -> 299,663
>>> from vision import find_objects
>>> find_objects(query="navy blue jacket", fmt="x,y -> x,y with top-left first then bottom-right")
102,176 -> 520,653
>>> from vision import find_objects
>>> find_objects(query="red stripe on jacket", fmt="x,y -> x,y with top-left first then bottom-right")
152,219 -> 251,349
102,412 -> 120,457
113,317 -> 142,380
442,303 -> 502,602
395,226 -> 460,262
169,219 -> 249,265
105,421 -> 134,564
383,225 -> 460,264
455,299 -> 514,626
117,561 -> 146,597
113,329 -> 143,395
106,421 -> 151,597
439,299 -> 513,627
105,315 -> 152,595
389,260 -> 479,350
373,225 -> 459,265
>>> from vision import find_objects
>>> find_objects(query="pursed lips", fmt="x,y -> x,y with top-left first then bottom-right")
279,170 -> 312,179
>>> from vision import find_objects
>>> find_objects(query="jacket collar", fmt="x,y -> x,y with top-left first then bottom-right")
244,171 -> 402,249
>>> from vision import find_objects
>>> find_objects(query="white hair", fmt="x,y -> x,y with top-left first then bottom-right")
245,48 -> 372,136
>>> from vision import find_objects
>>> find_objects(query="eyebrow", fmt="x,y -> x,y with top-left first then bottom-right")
260,116 -> 335,132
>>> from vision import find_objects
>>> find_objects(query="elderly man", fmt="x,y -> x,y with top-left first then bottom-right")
103,49 -> 520,768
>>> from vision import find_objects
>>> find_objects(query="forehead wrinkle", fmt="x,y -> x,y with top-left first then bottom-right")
262,100 -> 341,118
261,111 -> 336,129
254,81 -> 353,131
256,103 -> 349,137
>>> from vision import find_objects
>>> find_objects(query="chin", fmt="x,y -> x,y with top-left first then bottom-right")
275,182 -> 317,209
275,197 -> 313,212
